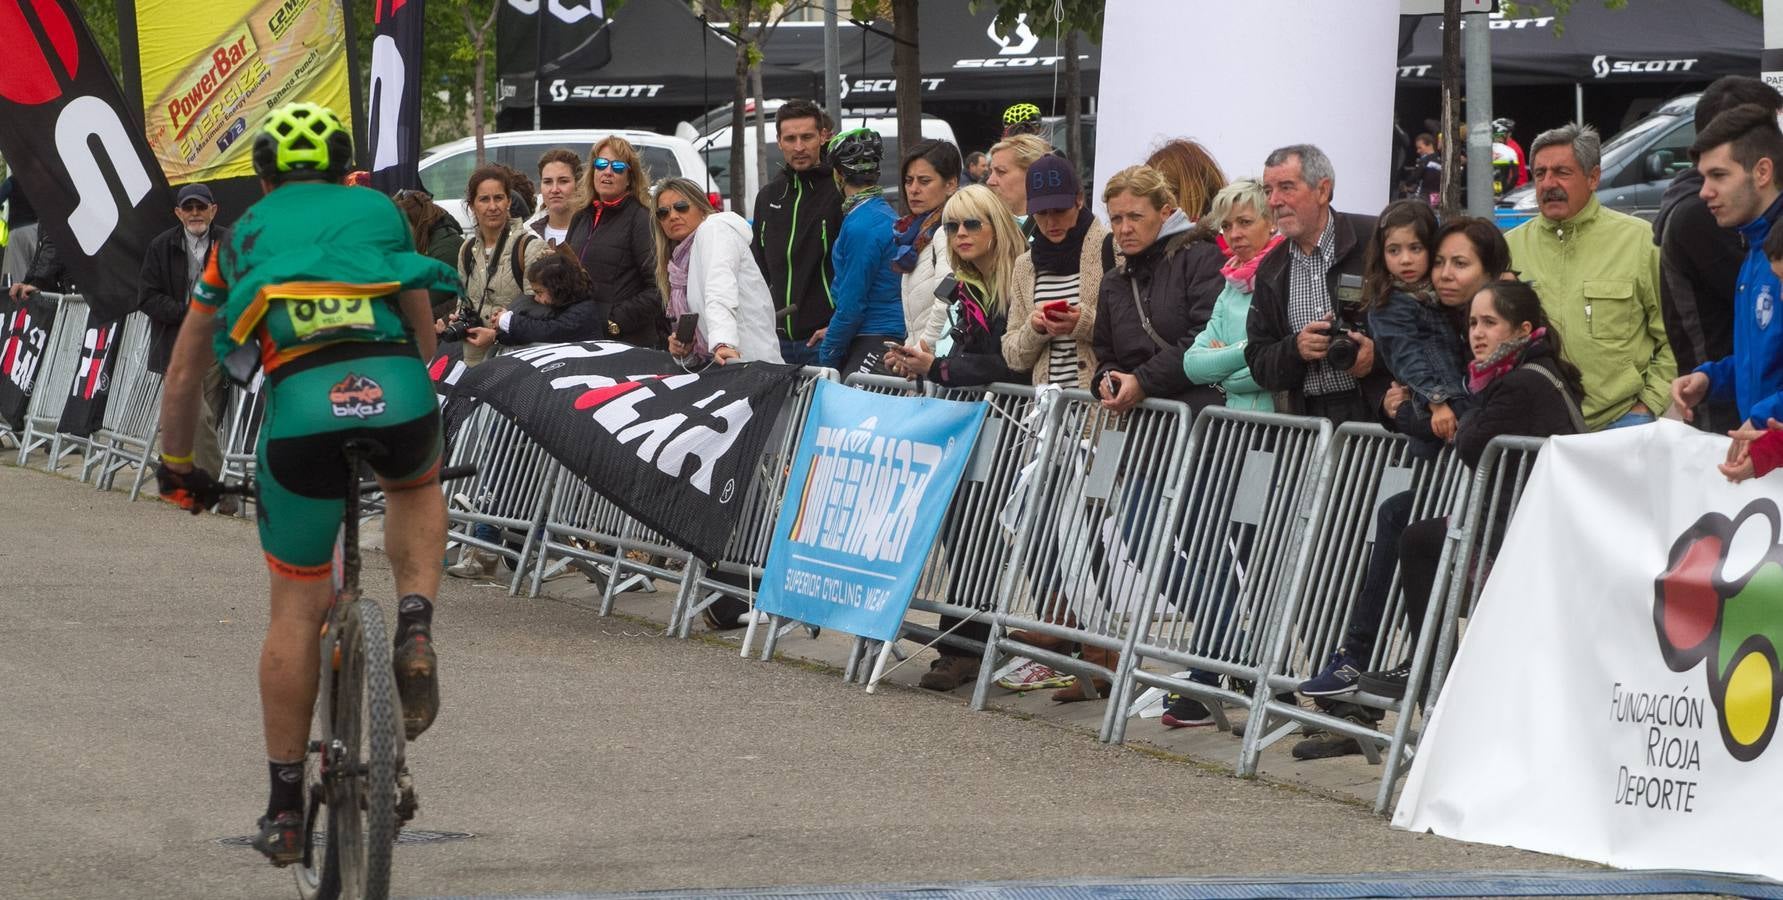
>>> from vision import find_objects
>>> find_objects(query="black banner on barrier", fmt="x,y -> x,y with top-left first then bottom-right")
367,0 -> 425,194
56,313 -> 119,437
443,341 -> 796,563
426,339 -> 465,404
0,0 -> 175,323
0,292 -> 56,428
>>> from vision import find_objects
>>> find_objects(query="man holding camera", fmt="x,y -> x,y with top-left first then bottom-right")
1245,144 -> 1387,423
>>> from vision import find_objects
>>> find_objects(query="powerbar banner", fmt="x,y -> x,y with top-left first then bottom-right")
442,341 -> 797,563
757,380 -> 987,642
0,0 -> 175,323
1396,422 -> 1783,881
137,0 -> 352,184
0,291 -> 57,429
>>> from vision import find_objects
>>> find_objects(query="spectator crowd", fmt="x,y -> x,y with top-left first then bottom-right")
8,79 -> 1783,761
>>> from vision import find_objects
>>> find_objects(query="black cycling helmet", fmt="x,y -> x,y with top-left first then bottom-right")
251,102 -> 353,184
826,128 -> 883,182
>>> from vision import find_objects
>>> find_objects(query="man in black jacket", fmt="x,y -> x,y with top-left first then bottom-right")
1654,76 -> 1783,433
1245,144 -> 1387,424
750,100 -> 841,367
139,184 -> 231,476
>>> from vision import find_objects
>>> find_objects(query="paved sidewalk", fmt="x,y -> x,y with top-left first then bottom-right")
0,462 -> 1579,899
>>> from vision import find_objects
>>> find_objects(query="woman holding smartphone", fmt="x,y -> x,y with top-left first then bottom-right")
651,177 -> 783,364
1001,154 -> 1106,389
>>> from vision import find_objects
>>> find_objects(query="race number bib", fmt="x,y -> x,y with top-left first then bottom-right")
282,294 -> 378,340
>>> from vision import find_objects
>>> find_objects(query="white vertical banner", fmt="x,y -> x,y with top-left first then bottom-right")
1396,421 -> 1783,881
1092,0 -> 1399,215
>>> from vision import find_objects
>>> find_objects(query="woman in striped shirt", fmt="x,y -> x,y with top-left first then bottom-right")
1002,154 -> 1106,389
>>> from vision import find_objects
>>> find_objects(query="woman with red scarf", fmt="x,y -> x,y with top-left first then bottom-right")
562,135 -> 663,348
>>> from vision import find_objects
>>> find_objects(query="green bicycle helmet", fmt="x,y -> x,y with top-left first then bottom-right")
826,128 -> 883,181
1001,102 -> 1043,136
251,102 -> 353,183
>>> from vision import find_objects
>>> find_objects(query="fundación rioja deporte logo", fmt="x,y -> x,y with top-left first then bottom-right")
1654,499 -> 1783,761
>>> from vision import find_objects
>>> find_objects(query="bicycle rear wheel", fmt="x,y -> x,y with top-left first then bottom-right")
302,598 -> 405,899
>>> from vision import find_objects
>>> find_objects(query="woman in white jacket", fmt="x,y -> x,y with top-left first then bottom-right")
651,177 -> 784,364
893,139 -> 961,343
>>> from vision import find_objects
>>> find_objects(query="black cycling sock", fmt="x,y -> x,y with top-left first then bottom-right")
267,759 -> 304,818
397,594 -> 433,631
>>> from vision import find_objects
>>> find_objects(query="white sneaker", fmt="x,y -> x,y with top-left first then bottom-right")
445,548 -> 498,579
996,660 -> 1077,692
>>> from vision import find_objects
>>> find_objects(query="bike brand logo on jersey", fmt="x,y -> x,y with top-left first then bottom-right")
329,372 -> 387,419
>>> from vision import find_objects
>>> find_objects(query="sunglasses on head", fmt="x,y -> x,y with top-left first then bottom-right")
392,188 -> 432,203
592,157 -> 629,173
179,200 -> 212,212
941,219 -> 984,235
655,200 -> 693,220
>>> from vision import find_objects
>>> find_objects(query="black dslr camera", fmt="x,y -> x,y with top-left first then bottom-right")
1322,322 -> 1361,371
440,298 -> 484,343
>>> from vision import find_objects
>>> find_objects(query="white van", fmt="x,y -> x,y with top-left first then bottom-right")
417,129 -> 716,229
694,114 -> 958,218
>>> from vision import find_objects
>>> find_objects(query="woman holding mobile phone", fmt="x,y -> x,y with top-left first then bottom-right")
1002,154 -> 1106,389
651,177 -> 783,364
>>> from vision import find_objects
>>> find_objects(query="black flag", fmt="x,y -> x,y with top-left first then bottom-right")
0,0 -> 175,323
496,0 -> 612,108
443,342 -> 796,563
367,0 -> 424,194
0,291 -> 56,428
55,310 -> 118,437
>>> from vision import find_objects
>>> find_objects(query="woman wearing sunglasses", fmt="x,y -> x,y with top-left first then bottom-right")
882,183 -> 1027,694
650,177 -> 783,365
562,136 -> 663,348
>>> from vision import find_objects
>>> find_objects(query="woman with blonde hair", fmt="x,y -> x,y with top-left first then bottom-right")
563,134 -> 661,347
651,177 -> 782,365
883,183 -> 1028,694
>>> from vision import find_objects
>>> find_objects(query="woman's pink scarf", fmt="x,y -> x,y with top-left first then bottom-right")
1220,233 -> 1284,293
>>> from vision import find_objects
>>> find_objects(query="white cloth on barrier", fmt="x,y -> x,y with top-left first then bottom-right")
1394,421 -> 1783,881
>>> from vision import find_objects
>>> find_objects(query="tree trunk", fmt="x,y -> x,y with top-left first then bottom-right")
729,29 -> 750,213
472,36 -> 487,165
752,60 -> 768,198
892,0 -> 921,179
1065,30 -> 1082,167
1439,0 -> 1463,216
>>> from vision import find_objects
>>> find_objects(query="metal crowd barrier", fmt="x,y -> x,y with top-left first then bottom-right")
530,464 -> 683,612
684,366 -> 837,641
442,402 -> 560,595
1107,407 -> 1334,744
1240,424 -> 1469,799
84,313 -> 166,498
816,375 -> 1050,689
15,293 -> 87,472
967,389 -> 1196,743
220,372 -> 267,486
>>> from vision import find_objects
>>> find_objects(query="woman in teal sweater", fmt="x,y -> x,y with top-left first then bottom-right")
1183,178 -> 1279,411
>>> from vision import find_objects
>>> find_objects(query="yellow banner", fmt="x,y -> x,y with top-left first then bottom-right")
138,0 -> 352,184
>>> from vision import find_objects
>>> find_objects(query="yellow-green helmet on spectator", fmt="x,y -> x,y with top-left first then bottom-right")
251,102 -> 353,183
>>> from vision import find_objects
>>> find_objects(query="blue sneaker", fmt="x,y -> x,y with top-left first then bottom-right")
1298,651 -> 1362,697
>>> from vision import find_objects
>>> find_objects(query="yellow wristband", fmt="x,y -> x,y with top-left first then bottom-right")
161,453 -> 193,465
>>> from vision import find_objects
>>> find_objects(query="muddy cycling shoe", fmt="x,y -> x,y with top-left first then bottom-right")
252,811 -> 306,866
393,621 -> 439,741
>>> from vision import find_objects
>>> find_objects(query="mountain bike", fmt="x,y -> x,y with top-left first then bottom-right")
223,444 -> 474,899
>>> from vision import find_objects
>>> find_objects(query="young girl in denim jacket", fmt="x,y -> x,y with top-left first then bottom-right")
1363,200 -> 1471,456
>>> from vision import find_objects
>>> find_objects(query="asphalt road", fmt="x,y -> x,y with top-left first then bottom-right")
0,462 -> 1577,899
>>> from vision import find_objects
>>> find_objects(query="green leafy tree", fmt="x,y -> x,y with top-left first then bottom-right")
696,0 -> 814,207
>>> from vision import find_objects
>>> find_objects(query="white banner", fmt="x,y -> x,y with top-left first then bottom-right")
1093,0 -> 1398,216
1395,421 -> 1783,880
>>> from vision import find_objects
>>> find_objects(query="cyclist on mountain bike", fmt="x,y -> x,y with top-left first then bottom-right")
154,102 -> 460,866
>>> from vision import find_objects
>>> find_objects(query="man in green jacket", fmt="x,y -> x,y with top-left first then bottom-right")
1506,123 -> 1675,430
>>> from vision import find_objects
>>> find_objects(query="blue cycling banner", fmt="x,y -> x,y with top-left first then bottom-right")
757,380 -> 987,641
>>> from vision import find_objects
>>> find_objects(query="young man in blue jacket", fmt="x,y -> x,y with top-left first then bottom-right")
815,128 -> 906,373
1672,104 -> 1783,428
